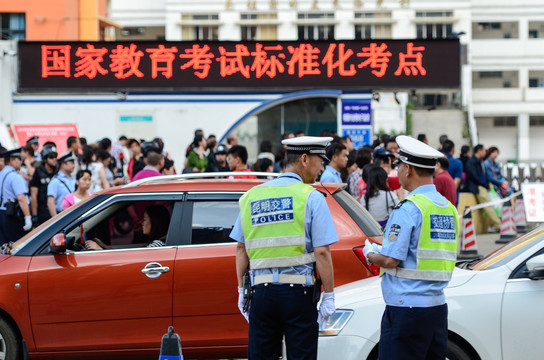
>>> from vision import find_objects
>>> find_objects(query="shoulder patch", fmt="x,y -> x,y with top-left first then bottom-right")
387,224 -> 401,242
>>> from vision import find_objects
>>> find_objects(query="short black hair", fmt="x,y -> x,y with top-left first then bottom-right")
228,145 -> 248,164
325,142 -> 346,161
67,136 -> 78,148
473,144 -> 484,154
259,140 -> 272,153
442,140 -> 455,154
119,135 -> 128,141
437,156 -> 449,170
413,166 -> 436,177
417,133 -> 427,142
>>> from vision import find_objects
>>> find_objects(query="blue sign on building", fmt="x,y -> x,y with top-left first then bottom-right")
341,98 -> 372,148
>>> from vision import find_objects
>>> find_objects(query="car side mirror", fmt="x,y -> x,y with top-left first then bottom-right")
50,233 -> 67,254
526,254 -> 544,280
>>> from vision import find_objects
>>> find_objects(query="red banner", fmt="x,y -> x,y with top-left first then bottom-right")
12,124 -> 80,155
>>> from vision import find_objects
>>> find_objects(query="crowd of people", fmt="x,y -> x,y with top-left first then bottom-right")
0,129 -> 511,245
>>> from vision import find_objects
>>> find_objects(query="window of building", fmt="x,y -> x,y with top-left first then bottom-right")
472,21 -> 519,39
297,12 -> 335,40
180,14 -> 219,41
529,71 -> 544,88
411,92 -> 461,110
473,71 -> 519,88
0,13 -> 25,40
414,11 -> 454,39
240,13 -> 278,40
530,116 -> 544,126
353,12 -> 392,39
528,21 -> 544,39
493,117 -> 517,127
116,26 -> 166,41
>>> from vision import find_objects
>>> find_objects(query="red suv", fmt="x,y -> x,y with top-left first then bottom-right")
1,173 -> 382,359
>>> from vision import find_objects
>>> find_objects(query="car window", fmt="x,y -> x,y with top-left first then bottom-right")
191,201 -> 239,245
59,200 -> 176,252
332,189 -> 383,237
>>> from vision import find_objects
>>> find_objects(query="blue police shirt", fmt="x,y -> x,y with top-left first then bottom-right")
0,166 -> 28,211
320,165 -> 342,183
47,171 -> 76,212
380,184 -> 453,308
230,172 -> 339,278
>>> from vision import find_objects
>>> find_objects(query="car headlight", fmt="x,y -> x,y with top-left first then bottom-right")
319,310 -> 353,336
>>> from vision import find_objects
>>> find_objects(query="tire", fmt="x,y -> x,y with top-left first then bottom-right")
367,340 -> 474,360
446,339 -> 473,360
0,317 -> 22,360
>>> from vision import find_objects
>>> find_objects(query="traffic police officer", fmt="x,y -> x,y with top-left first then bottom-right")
47,153 -> 76,217
0,148 -> 32,245
363,135 -> 459,360
30,144 -> 58,226
231,136 -> 338,360
27,136 -> 41,162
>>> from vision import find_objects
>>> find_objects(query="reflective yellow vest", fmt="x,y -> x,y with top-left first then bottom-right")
382,194 -> 459,282
239,182 -> 315,271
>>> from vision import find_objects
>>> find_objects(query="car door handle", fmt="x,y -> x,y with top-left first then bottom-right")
141,262 -> 170,278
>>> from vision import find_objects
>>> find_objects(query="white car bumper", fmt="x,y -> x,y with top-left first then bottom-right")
318,334 -> 376,360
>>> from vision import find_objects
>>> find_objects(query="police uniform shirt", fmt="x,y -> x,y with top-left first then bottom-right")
380,184 -> 451,308
47,171 -> 76,212
320,165 -> 343,183
0,165 -> 28,211
230,172 -> 339,279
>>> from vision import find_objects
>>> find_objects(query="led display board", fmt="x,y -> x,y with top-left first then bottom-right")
18,39 -> 460,92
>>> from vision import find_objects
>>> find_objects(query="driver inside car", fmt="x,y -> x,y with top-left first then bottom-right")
85,205 -> 170,250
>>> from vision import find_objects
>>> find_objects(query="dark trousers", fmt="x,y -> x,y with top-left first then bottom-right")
248,284 -> 317,360
379,304 -> 448,360
0,210 -> 24,245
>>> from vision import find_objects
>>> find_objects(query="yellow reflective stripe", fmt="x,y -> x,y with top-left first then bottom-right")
382,267 -> 453,281
250,253 -> 316,269
253,274 -> 315,285
245,235 -> 306,250
417,248 -> 457,261
247,245 -> 305,260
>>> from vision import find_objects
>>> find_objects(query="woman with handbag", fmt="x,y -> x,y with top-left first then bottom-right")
484,146 -> 512,198
360,164 -> 399,228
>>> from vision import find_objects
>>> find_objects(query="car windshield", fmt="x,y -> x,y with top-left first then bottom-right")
470,225 -> 544,271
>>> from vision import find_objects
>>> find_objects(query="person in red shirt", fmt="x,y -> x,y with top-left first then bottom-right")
227,145 -> 256,179
433,156 -> 457,205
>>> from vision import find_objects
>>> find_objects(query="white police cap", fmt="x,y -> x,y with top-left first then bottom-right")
396,135 -> 444,169
282,136 -> 333,161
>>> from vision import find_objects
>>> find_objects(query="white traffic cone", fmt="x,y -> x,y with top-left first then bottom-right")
496,199 -> 517,244
458,207 -> 478,259
159,326 -> 183,360
513,194 -> 528,233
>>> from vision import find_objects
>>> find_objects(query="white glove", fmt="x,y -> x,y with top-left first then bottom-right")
363,240 -> 382,264
318,292 -> 336,325
23,216 -> 32,231
237,287 -> 249,323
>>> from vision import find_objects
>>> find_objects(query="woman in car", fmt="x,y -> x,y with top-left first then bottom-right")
85,205 -> 171,250
360,164 -> 399,228
62,170 -> 93,210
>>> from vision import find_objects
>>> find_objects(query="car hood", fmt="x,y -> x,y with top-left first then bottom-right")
334,267 -> 477,307
334,276 -> 382,308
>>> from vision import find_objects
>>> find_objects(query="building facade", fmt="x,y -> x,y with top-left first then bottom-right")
3,1 -> 544,164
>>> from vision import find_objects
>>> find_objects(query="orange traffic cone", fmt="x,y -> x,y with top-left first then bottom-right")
458,207 -> 478,259
496,199 -> 517,244
513,194 -> 528,233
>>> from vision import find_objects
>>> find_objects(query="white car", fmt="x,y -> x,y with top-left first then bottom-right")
318,226 -> 544,360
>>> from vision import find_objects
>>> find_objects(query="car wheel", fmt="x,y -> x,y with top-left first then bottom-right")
446,339 -> 472,360
0,318 -> 21,360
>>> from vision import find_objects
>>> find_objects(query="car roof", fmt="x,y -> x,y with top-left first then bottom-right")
101,174 -> 346,195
